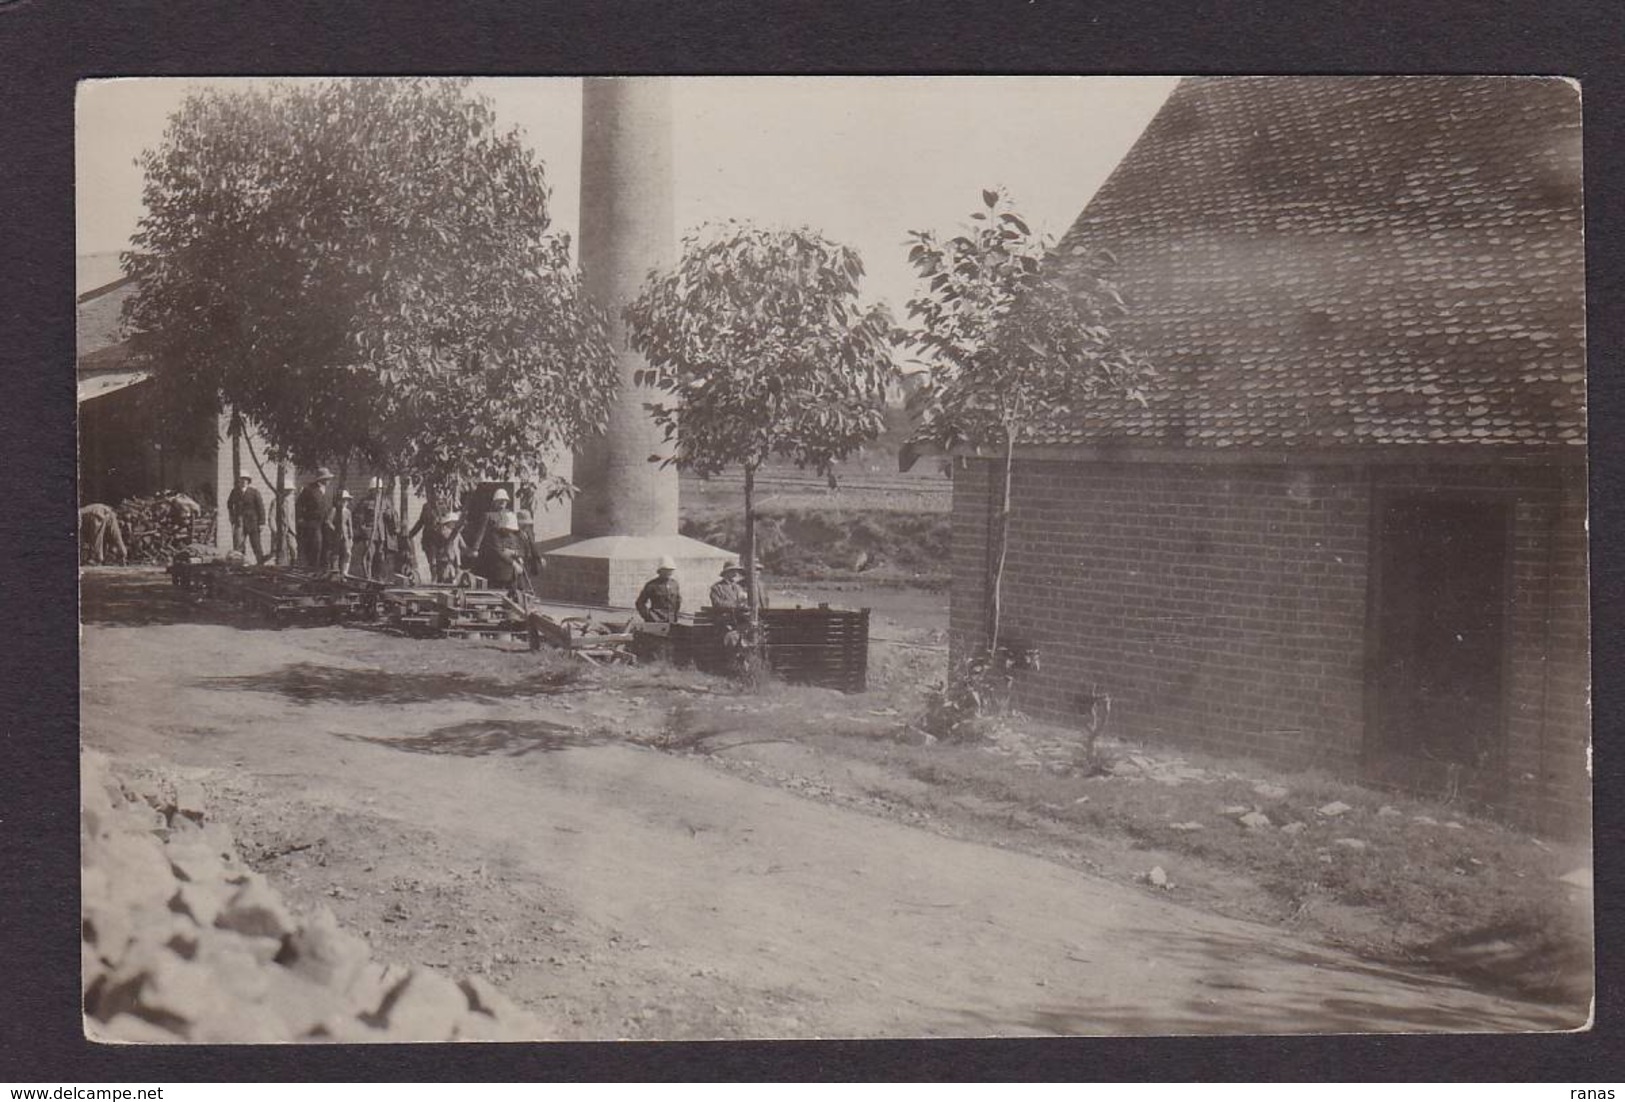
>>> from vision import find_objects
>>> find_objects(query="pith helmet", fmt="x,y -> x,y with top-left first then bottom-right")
657,556 -> 677,572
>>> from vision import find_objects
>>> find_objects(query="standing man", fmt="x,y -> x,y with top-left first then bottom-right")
79,503 -> 128,565
634,556 -> 682,622
354,477 -> 400,581
226,477 -> 246,555
295,467 -> 334,571
228,475 -> 268,565
466,488 -> 529,593
429,510 -> 465,583
328,488 -> 355,576
407,494 -> 447,581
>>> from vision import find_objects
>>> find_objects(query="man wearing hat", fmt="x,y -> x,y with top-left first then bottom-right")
429,510 -> 465,583
635,556 -> 683,623
467,487 -> 529,593
294,467 -> 335,571
709,561 -> 749,612
354,476 -> 401,581
327,488 -> 356,576
227,474 -> 268,565
79,502 -> 128,565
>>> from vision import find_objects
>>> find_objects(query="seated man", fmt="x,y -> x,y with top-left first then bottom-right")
635,557 -> 682,623
709,561 -> 748,612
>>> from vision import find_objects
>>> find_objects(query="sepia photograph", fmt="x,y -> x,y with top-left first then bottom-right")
75,74 -> 1591,1042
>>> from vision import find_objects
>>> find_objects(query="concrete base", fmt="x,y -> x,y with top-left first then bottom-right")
537,533 -> 736,609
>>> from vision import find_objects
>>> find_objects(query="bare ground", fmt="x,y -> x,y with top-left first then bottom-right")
79,569 -> 1591,1038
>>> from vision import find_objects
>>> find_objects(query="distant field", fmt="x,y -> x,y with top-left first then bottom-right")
678,448 -> 954,587
674,428 -> 955,586
679,409 -> 953,517
680,467 -> 952,518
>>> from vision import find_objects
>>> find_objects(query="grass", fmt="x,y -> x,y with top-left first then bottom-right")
636,644 -> 1593,1009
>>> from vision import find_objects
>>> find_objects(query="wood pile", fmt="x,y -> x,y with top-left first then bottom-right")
116,495 -> 217,564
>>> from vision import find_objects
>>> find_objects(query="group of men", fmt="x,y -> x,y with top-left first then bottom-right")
288,468 -> 410,581
634,557 -> 768,623
87,468 -> 771,618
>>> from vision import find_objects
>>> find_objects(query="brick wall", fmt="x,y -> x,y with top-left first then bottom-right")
1502,470 -> 1591,836
951,456 -> 1590,834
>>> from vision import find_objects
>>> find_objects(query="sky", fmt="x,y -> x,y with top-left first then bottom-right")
76,76 -> 1178,314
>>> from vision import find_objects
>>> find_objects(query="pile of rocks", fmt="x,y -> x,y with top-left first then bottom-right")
81,753 -> 551,1042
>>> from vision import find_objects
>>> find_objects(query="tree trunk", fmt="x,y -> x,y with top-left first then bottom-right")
399,476 -> 412,581
227,411 -> 242,556
367,479 -> 385,581
273,462 -> 288,564
988,427 -> 1015,653
743,463 -> 759,637
333,457 -> 350,574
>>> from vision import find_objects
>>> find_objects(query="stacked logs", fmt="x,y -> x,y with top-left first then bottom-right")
115,495 -> 217,564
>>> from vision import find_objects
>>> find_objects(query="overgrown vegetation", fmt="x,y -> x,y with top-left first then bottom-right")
680,507 -> 950,586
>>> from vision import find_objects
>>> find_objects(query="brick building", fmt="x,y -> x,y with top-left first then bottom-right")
947,78 -> 1588,833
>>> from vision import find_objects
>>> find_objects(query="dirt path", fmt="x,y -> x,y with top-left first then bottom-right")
80,593 -> 1576,1037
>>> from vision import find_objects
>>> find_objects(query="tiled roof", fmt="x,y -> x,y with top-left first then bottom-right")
77,275 -> 136,367
1038,77 -> 1585,451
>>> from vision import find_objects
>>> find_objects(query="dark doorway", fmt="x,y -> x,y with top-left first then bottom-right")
1367,495 -> 1509,803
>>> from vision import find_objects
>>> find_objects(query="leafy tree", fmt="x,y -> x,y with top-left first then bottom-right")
123,77 -> 618,512
625,223 -> 896,629
902,188 -> 1151,652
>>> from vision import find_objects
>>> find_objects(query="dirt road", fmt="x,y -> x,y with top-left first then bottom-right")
79,576 -> 1577,1038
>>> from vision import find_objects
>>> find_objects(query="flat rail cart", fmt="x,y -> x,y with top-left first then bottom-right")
171,562 -> 370,625
379,584 -> 637,661
209,566 -> 370,625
